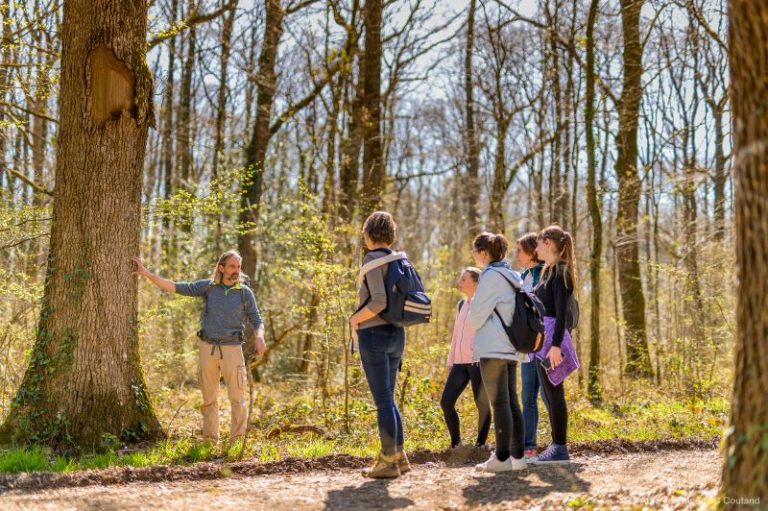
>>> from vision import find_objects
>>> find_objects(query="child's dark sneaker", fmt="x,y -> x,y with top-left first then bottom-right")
529,443 -> 570,465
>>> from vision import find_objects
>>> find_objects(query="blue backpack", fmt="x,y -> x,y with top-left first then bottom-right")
358,249 -> 432,327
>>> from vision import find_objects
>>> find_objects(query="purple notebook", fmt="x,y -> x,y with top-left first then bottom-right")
530,317 -> 580,386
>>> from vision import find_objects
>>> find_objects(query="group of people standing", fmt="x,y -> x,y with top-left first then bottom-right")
133,209 -> 578,480
353,212 -> 578,478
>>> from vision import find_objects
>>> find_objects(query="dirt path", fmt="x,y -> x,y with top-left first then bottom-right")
0,448 -> 720,510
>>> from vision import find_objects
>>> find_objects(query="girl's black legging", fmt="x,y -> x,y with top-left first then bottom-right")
440,363 -> 491,447
536,362 -> 568,445
479,358 -> 524,461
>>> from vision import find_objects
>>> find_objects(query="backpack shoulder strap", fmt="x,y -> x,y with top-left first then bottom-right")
356,252 -> 406,288
490,268 -> 522,291
241,284 -> 249,310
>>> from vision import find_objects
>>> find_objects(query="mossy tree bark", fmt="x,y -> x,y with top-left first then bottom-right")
721,0 -> 768,503
0,0 -> 164,450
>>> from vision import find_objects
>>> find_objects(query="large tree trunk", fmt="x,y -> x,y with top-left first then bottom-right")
721,1 -> 768,503
239,0 -> 284,280
464,0 -> 481,237
0,0 -> 164,450
616,0 -> 652,378
360,0 -> 383,216
585,0 -> 602,403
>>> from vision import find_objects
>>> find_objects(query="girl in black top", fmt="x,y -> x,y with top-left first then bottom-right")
530,225 -> 577,465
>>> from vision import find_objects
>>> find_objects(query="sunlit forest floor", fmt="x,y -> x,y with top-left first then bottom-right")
0,377 -> 728,474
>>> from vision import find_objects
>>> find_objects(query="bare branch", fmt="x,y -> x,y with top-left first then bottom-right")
681,0 -> 727,52
269,60 -> 342,136
6,168 -> 53,196
148,0 -> 238,49
0,101 -> 58,124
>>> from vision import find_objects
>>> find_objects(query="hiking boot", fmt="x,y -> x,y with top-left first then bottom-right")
395,450 -> 411,474
529,443 -> 570,465
362,452 -> 401,479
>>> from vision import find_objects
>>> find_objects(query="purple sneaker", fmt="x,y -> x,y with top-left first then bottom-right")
529,443 -> 570,465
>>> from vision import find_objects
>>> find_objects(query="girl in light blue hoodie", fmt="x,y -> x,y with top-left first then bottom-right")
469,232 -> 528,473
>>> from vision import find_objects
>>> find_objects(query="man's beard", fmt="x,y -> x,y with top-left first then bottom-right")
225,273 -> 239,282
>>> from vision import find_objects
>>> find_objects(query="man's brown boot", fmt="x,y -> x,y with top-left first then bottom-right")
395,450 -> 411,474
362,452 -> 401,479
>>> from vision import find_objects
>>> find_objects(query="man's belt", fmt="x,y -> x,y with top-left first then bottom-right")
197,330 -> 243,358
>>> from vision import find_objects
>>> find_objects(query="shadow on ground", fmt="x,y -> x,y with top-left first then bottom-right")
463,463 -> 590,507
324,479 -> 415,511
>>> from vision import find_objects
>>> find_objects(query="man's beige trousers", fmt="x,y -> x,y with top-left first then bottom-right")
198,341 -> 248,441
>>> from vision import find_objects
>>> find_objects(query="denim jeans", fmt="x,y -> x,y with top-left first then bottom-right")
520,360 -> 551,450
358,324 -> 406,455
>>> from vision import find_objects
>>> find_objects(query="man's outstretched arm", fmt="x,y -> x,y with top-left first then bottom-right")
133,257 -> 176,293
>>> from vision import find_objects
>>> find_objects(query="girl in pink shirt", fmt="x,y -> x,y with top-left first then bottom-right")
440,267 -> 491,448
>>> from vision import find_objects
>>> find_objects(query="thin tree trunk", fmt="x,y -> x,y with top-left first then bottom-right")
721,1 -> 768,502
161,0 -> 178,258
0,1 -> 11,191
489,121 -> 509,233
178,0 -> 197,190
711,96 -> 728,240
299,289 -> 320,374
585,0 -> 602,402
239,0 -> 284,279
360,0 -> 383,216
464,0 -> 481,237
616,0 -> 652,378
0,0 -> 164,449
212,0 -> 237,253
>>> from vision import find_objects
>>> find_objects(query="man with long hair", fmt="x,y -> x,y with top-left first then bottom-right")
133,251 -> 266,442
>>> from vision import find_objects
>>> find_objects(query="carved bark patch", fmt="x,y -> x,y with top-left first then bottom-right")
89,46 -> 136,122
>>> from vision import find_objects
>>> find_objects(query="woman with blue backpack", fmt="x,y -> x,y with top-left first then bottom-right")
350,211 -> 431,478
529,225 -> 580,465
469,232 -> 528,472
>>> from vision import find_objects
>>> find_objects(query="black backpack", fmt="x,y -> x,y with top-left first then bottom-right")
492,270 -> 546,354
567,294 -> 579,331
359,250 -> 432,327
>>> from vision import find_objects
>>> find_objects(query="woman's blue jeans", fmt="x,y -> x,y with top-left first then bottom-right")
521,360 -> 551,450
358,324 -> 406,455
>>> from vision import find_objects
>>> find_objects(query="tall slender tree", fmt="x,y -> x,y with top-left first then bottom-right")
616,0 -> 652,378
464,0 -> 481,237
360,0 -> 383,216
585,0 -> 602,402
240,0 -> 285,279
